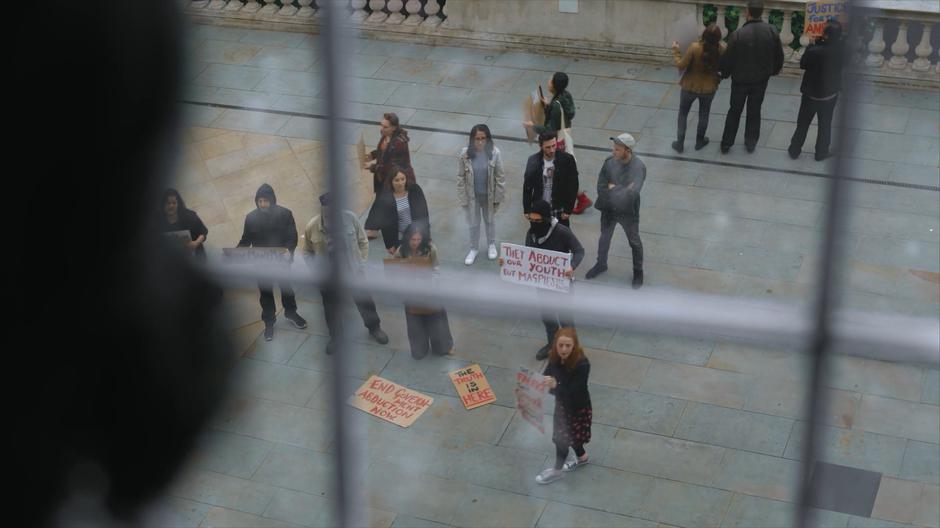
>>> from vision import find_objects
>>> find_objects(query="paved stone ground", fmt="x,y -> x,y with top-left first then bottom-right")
142,24 -> 939,528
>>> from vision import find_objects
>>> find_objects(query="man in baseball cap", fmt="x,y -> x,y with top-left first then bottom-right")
586,133 -> 645,288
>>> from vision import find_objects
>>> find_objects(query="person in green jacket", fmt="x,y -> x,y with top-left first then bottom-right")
524,72 -> 576,150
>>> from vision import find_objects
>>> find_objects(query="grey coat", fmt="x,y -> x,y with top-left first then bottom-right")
457,146 -> 507,222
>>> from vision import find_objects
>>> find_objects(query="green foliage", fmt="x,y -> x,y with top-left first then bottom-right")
701,4 -> 804,50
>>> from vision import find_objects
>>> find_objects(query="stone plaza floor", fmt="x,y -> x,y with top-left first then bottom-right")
142,23 -> 940,527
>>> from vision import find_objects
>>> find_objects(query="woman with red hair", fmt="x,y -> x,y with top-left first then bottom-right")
535,327 -> 592,484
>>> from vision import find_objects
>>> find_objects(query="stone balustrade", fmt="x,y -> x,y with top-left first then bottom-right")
185,0 -> 940,89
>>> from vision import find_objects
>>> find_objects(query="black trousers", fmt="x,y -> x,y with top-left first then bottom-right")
677,89 -> 716,143
259,281 -> 297,325
405,310 -> 453,359
321,290 -> 381,339
721,79 -> 769,149
596,212 -> 643,271
789,94 -> 839,159
539,289 -> 575,346
554,442 -> 587,470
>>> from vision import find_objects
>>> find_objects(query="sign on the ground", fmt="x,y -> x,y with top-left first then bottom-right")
499,242 -> 572,293
515,366 -> 549,433
804,1 -> 847,38
348,375 -> 433,428
449,364 -> 497,410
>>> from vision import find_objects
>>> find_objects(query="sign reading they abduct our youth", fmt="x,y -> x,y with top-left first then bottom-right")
499,242 -> 572,293
515,366 -> 550,434
348,375 -> 434,428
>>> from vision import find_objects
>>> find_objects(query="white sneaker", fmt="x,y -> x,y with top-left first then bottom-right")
562,454 -> 589,472
535,468 -> 563,484
464,249 -> 478,266
487,243 -> 498,260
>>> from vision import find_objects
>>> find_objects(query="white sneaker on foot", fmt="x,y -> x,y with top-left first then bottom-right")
535,468 -> 563,484
562,454 -> 589,472
487,243 -> 498,260
464,249 -> 478,265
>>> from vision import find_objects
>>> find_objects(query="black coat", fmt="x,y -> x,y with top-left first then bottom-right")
525,223 -> 585,270
720,19 -> 784,84
372,185 -> 430,249
799,40 -> 844,99
237,184 -> 298,254
522,150 -> 579,216
543,358 -> 591,410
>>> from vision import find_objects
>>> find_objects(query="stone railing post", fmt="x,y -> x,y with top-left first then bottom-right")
403,0 -> 423,25
207,0 -> 228,10
258,0 -> 279,16
912,22 -> 934,72
716,5 -> 728,38
780,9 -> 795,61
366,0 -> 389,23
422,0 -> 442,27
887,20 -> 911,69
191,0 -> 211,9
297,0 -> 316,18
350,0 -> 369,21
386,0 -> 405,24
866,18 -> 886,68
278,0 -> 299,17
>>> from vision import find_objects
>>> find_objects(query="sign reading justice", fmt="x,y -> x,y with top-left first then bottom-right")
804,1 -> 847,38
348,375 -> 433,428
448,364 -> 496,410
499,242 -> 573,293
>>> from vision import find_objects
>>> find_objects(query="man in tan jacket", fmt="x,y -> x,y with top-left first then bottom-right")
304,193 -> 389,354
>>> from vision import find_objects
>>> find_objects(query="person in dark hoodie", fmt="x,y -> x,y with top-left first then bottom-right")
789,20 -> 845,161
158,188 -> 208,259
523,131 -> 580,228
524,72 -> 576,152
238,183 -> 307,341
521,199 -> 585,360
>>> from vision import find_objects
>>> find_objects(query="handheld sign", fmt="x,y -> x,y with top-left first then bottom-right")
383,256 -> 440,314
356,131 -> 369,169
522,90 -> 546,144
222,247 -> 291,264
348,375 -> 433,428
448,364 -> 496,410
499,242 -> 572,293
515,366 -> 549,433
163,229 -> 193,248
804,1 -> 847,38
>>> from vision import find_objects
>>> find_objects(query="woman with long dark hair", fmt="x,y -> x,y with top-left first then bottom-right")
393,221 -> 454,359
535,327 -> 592,484
371,165 -> 429,254
364,112 -> 414,237
158,188 -> 208,259
523,72 -> 576,149
457,124 -> 506,265
671,24 -> 726,153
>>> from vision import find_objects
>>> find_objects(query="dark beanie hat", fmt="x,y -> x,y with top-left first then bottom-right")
531,199 -> 552,219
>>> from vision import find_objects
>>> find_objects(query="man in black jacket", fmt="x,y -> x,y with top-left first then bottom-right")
526,200 -> 585,360
719,0 -> 785,153
238,183 -> 307,341
789,20 -> 844,161
523,131 -> 579,228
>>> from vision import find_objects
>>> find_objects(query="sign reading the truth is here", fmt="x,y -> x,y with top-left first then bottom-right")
348,375 -> 433,428
499,242 -> 572,293
448,364 -> 496,410
804,1 -> 847,38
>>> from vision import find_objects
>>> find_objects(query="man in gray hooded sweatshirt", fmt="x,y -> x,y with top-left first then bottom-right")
238,183 -> 307,341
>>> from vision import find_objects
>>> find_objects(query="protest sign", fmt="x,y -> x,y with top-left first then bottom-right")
356,132 -> 368,170
163,230 -> 193,248
804,1 -> 847,38
348,375 -> 433,428
515,366 -> 549,433
499,242 -> 572,293
448,364 -> 497,410
522,90 -> 546,144
383,256 -> 440,314
222,247 -> 291,264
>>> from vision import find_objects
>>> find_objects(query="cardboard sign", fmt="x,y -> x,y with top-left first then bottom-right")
804,1 -> 847,38
164,229 -> 193,247
356,132 -> 369,170
515,366 -> 549,433
449,364 -> 497,410
348,375 -> 433,428
383,256 -> 440,314
222,247 -> 290,264
522,90 -> 546,144
499,242 -> 572,293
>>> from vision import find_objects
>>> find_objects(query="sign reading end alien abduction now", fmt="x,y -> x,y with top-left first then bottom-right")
348,375 -> 433,428
499,242 -> 572,293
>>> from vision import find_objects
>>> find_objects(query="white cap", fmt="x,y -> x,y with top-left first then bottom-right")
610,133 -> 636,148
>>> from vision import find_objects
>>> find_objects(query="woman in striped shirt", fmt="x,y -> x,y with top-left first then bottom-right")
373,166 -> 430,254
